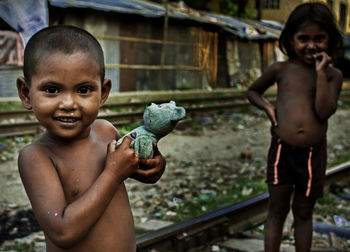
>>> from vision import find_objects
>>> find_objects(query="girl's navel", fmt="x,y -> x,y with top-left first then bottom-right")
297,128 -> 305,134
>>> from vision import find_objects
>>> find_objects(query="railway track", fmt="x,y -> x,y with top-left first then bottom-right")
136,161 -> 350,252
0,89 -> 349,251
0,89 -> 349,138
0,90 -> 258,138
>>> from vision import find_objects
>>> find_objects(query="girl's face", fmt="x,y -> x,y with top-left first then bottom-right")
291,22 -> 329,65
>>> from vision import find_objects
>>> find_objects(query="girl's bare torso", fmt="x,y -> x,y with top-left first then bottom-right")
274,62 -> 327,147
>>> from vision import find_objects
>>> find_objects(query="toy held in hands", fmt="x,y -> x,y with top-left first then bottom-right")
116,101 -> 186,159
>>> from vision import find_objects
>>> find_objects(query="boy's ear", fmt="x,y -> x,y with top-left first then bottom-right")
16,77 -> 32,110
100,78 -> 112,107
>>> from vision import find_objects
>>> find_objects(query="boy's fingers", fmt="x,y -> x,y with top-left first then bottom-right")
108,140 -> 117,153
121,136 -> 132,147
152,143 -> 160,156
133,168 -> 160,184
139,158 -> 155,167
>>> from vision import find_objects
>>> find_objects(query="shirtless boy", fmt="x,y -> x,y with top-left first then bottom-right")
247,3 -> 343,251
16,25 -> 165,252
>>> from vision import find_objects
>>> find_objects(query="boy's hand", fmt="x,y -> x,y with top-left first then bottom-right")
106,137 -> 139,182
132,143 -> 166,184
314,52 -> 333,72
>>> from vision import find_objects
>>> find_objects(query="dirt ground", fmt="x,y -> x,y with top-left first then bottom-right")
1,107 -> 349,214
0,105 -> 349,252
160,108 -> 350,167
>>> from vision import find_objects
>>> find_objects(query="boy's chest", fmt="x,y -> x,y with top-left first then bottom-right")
53,142 -> 107,202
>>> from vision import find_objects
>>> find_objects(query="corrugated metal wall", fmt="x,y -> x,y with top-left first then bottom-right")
53,7 -> 218,92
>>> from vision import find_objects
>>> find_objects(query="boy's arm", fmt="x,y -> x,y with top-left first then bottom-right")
314,52 -> 343,120
18,137 -> 138,249
247,63 -> 279,126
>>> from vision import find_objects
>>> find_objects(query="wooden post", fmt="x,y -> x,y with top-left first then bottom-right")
257,0 -> 262,20
160,0 -> 169,66
159,0 -> 169,88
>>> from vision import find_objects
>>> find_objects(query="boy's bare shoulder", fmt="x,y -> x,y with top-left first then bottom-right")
17,141 -> 52,173
18,139 -> 50,158
18,119 -> 120,173
92,119 -> 121,139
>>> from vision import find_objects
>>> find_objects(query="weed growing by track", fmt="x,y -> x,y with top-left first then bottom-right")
171,176 -> 267,222
0,102 -> 24,111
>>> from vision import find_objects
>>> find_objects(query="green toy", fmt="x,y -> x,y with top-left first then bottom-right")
116,101 -> 186,159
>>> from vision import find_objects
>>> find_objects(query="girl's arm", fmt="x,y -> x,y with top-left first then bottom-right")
247,62 -> 280,126
314,52 -> 343,120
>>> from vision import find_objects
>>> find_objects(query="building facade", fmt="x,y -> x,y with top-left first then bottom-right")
246,0 -> 350,34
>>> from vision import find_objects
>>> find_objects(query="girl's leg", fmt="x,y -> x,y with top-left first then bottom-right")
265,183 -> 293,252
292,191 -> 316,252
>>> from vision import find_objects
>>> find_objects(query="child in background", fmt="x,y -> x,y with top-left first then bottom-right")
247,3 -> 343,252
16,25 -> 166,252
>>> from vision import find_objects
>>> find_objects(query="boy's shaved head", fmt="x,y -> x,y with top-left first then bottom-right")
24,25 -> 105,84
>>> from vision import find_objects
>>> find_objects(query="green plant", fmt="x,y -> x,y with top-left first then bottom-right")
172,176 -> 266,221
327,150 -> 350,168
118,122 -> 143,137
314,193 -> 348,217
0,102 -> 25,111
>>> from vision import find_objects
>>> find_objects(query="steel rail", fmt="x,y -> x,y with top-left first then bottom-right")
0,93 -> 251,121
0,101 -> 252,138
0,89 -> 349,138
136,162 -> 350,252
1,89 -> 349,122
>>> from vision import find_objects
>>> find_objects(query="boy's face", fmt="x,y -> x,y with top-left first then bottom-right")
18,51 -> 111,140
291,23 -> 329,65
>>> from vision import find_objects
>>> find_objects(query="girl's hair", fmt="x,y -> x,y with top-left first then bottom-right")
23,25 -> 105,84
279,2 -> 343,59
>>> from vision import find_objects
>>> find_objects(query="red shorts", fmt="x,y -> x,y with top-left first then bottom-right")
266,130 -> 327,198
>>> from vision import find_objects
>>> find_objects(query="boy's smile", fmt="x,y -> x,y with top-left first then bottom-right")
26,51 -> 109,140
291,22 -> 329,65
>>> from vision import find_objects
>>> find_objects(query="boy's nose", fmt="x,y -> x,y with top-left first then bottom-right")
59,93 -> 77,110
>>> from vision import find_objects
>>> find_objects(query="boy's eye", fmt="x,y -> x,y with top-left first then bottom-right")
78,86 -> 92,94
45,86 -> 59,94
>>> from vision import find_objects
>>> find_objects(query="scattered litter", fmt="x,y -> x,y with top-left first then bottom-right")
234,83 -> 242,89
334,216 -> 350,227
237,124 -> 245,130
195,117 -> 213,125
241,187 -> 253,196
173,197 -> 183,205
222,113 -> 241,120
166,211 -> 177,216
154,212 -> 163,218
240,151 -> 252,159
211,244 -> 220,251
